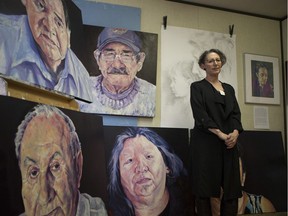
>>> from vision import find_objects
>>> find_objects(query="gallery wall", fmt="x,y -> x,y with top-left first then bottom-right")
89,0 -> 285,141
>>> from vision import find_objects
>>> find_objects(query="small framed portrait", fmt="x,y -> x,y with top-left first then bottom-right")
244,53 -> 280,105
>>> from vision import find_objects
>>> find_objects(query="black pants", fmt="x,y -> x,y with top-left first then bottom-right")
196,197 -> 238,216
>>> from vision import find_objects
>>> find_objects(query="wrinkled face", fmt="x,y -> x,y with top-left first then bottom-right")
24,0 -> 69,64
201,52 -> 222,75
96,42 -> 145,91
256,67 -> 268,87
119,135 -> 169,203
19,114 -> 79,216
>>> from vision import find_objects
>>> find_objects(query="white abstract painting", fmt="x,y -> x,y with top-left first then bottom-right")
161,25 -> 237,129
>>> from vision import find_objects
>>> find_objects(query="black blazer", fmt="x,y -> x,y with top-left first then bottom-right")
190,79 -> 243,134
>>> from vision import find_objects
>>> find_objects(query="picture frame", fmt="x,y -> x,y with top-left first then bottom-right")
244,53 -> 280,105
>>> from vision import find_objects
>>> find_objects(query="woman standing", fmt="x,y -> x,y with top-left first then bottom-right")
189,49 -> 243,215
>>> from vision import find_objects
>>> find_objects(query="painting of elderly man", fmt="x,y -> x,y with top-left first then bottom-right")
0,95 -> 108,215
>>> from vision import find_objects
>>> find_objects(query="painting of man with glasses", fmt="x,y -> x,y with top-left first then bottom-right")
80,27 -> 157,117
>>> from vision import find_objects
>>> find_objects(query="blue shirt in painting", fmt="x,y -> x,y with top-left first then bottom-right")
0,13 -> 93,102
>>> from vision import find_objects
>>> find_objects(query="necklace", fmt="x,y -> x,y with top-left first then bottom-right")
219,90 -> 225,95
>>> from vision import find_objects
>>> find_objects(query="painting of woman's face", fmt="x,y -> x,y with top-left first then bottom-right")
119,135 -> 169,203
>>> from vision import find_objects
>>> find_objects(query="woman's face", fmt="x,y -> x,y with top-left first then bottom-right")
119,135 -> 169,204
201,52 -> 222,76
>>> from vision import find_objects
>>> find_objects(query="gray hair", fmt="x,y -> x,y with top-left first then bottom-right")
108,127 -> 186,215
15,104 -> 81,162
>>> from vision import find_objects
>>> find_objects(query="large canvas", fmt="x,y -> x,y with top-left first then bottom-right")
161,25 -> 237,129
102,126 -> 195,215
237,131 -> 287,213
0,95 -> 108,215
71,0 -> 142,125
0,0 -> 93,103
77,25 -> 158,117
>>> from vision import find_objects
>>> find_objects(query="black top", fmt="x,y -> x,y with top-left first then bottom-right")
191,79 -> 243,134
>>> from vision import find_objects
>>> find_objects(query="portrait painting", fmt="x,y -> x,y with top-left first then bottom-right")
238,131 -> 287,213
0,0 -> 93,103
209,130 -> 287,215
251,60 -> 274,98
0,95 -> 108,215
102,126 -> 195,215
244,54 -> 280,105
78,25 -> 158,118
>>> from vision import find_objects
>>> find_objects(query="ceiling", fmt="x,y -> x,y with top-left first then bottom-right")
168,0 -> 287,20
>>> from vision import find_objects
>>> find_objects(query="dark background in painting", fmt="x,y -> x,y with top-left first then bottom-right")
0,0 -> 85,59
78,25 -> 158,85
251,60 -> 274,95
238,131 -> 287,212
0,96 -> 108,215
102,126 -> 192,214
